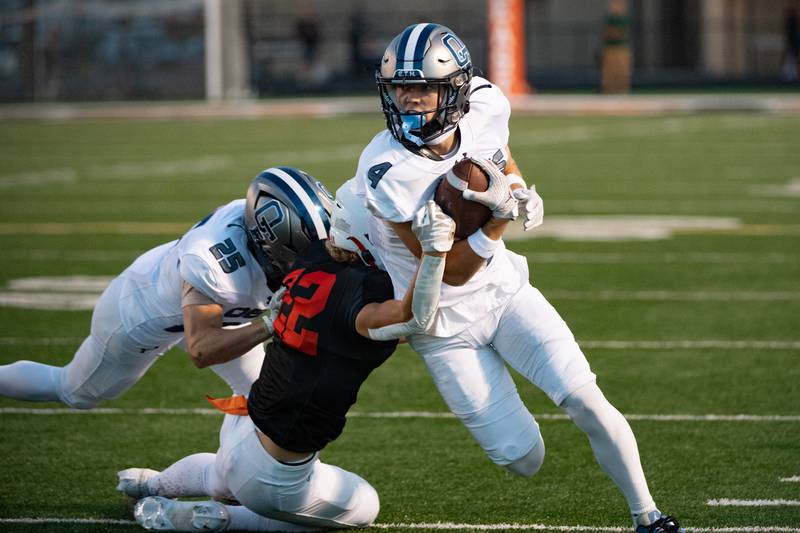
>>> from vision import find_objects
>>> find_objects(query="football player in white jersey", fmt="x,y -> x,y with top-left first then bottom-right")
0,166 -> 333,408
353,23 -> 684,533
115,190 -> 456,533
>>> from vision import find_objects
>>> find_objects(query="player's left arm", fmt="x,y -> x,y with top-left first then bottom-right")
182,283 -> 275,368
356,202 -> 453,339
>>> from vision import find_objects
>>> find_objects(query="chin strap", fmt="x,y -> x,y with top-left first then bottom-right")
367,254 -> 445,340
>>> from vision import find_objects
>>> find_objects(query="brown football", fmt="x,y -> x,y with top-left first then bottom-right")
434,158 -> 492,239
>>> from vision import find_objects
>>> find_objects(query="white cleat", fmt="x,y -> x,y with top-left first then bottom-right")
134,496 -> 229,532
116,468 -> 160,498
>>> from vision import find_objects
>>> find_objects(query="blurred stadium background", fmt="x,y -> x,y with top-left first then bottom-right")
1,0 -> 800,102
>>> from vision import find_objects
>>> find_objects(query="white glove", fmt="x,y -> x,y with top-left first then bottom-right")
462,158 -> 518,220
412,201 -> 455,253
512,184 -> 544,231
260,285 -> 287,336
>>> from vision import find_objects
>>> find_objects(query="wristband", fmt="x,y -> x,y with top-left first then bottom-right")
506,173 -> 526,188
467,228 -> 501,259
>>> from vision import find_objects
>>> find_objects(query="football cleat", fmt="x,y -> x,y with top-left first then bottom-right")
133,496 -> 229,532
117,468 -> 160,498
635,515 -> 685,533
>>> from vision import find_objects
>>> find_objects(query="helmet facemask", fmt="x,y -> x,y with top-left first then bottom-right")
377,24 -> 473,147
378,74 -> 470,146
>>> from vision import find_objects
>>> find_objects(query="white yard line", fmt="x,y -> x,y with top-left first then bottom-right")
0,169 -> 76,188
581,340 -> 800,350
5,250 -> 797,265
3,250 -> 797,268
0,222 -> 190,235
512,114 -> 784,147
0,337 -> 84,345
0,292 -> 102,310
780,476 -> 800,482
707,499 -> 800,507
0,518 -> 798,532
546,290 -> 800,302
0,407 -> 798,422
378,525 -> 800,533
0,517 -> 135,525
5,249 -> 141,261
2,337 -> 798,350
522,252 -> 797,264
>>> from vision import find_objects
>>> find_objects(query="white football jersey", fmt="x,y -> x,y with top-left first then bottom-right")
118,200 -> 272,346
353,77 -> 528,337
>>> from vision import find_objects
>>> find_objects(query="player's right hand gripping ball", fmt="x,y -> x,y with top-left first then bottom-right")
462,157 -> 518,220
434,158 -> 493,239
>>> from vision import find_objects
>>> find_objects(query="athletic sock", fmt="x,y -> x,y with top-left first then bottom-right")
148,453 -> 218,498
633,508 -> 662,527
225,504 -> 320,532
561,382 -> 657,518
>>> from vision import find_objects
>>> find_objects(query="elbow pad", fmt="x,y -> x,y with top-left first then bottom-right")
368,255 -> 445,341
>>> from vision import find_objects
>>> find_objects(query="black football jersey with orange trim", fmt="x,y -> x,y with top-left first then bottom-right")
248,240 -> 398,453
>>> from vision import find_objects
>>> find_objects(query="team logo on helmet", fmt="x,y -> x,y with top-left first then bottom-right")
442,33 -> 470,68
254,199 -> 285,242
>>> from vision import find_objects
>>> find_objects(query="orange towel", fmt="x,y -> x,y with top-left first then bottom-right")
206,394 -> 249,416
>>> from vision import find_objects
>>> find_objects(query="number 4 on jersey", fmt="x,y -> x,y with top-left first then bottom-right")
367,162 -> 392,189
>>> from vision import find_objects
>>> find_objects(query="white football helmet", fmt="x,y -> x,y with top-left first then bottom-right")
329,182 -> 383,269
377,23 -> 473,147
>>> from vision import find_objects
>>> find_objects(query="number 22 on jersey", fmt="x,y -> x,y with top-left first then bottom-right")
273,268 -> 335,356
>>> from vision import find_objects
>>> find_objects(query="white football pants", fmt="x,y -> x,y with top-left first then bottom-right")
212,414 -> 379,529
410,282 -> 656,514
0,275 -> 264,408
409,282 -> 596,465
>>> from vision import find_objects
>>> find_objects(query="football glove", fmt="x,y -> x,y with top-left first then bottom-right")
513,184 -> 544,231
462,157 -> 518,220
412,201 -> 455,253
260,286 -> 287,336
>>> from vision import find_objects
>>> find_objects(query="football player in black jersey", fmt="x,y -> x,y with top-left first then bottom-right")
117,185 -> 455,533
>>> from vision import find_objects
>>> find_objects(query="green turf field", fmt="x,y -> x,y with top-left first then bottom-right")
0,111 -> 798,532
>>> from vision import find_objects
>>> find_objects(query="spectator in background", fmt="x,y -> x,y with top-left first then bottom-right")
783,7 -> 799,82
295,4 -> 331,86
348,8 -> 367,77
295,5 -> 321,67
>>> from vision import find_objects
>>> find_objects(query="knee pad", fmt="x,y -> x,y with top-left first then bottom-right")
504,433 -> 545,477
461,393 -> 543,467
561,382 -> 612,436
